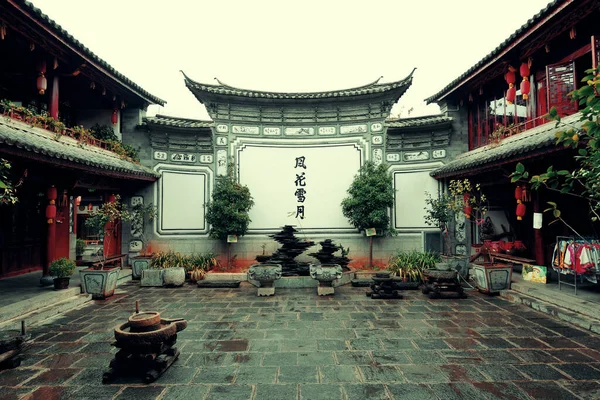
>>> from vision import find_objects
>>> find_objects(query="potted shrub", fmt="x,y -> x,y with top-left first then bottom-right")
49,257 -> 76,290
341,161 -> 395,268
205,165 -> 254,268
129,201 -> 158,280
80,195 -> 132,299
142,250 -> 185,287
188,252 -> 220,282
387,250 -> 441,289
75,239 -> 86,261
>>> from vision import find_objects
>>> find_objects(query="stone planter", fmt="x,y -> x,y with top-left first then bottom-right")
472,263 -> 512,294
131,255 -> 152,280
141,269 -> 164,287
80,267 -> 120,299
309,264 -> 343,296
163,267 -> 185,287
247,264 -> 282,296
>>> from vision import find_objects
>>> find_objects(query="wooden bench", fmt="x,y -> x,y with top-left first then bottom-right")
78,254 -> 126,269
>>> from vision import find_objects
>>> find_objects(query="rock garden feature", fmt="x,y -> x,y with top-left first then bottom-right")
308,239 -> 351,271
0,322 -> 30,370
255,225 -> 314,276
421,269 -> 467,299
247,264 -> 282,296
102,303 -> 187,383
366,271 -> 404,299
309,263 -> 343,296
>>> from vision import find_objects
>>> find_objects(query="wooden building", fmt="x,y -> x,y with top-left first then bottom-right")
426,0 -> 599,269
0,0 -> 163,280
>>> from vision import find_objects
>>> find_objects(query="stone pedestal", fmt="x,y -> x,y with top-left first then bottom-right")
248,264 -> 282,297
310,264 -> 343,296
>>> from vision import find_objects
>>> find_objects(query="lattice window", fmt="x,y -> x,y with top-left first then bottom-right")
547,61 -> 578,117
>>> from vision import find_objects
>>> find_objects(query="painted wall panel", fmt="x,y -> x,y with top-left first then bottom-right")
394,170 -> 439,229
161,171 -> 206,231
238,143 -> 362,232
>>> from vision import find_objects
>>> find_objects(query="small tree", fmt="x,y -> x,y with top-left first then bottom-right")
205,167 -> 254,267
341,161 -> 395,267
130,202 -> 158,256
84,195 -> 132,268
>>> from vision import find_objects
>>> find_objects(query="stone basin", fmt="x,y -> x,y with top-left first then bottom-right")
114,317 -> 187,348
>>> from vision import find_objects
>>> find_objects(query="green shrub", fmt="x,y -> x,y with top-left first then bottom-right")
387,250 -> 441,281
49,257 -> 76,278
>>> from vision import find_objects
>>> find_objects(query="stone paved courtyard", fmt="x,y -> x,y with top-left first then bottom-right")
2,282 -> 600,399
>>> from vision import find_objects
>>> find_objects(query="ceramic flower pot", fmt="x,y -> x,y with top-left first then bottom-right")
163,267 -> 185,287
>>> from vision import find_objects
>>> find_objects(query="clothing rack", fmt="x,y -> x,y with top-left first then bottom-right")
552,236 -> 600,295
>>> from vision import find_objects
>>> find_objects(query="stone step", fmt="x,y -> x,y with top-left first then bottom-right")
509,279 -> 600,321
0,287 -> 82,324
500,289 -> 600,334
0,292 -> 91,330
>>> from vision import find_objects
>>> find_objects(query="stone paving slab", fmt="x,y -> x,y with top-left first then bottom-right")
1,282 -> 600,399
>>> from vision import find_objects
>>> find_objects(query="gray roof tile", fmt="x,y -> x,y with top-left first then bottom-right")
144,115 -> 213,129
431,113 -> 583,178
183,70 -> 415,101
387,114 -> 453,129
0,118 -> 158,180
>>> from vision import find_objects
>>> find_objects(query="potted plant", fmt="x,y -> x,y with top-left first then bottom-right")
129,201 -> 158,280
188,252 -> 220,282
141,250 -> 186,287
80,195 -> 132,299
387,250 -> 441,288
205,164 -> 254,268
341,161 -> 395,268
75,239 -> 86,261
49,257 -> 76,290
424,192 -> 454,256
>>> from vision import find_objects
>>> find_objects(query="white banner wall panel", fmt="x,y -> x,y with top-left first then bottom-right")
159,169 -> 208,234
394,170 -> 439,229
238,143 -> 362,232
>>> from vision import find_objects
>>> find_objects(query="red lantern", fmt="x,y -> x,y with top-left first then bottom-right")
37,61 -> 47,95
45,204 -> 56,219
75,196 -> 82,206
464,205 -> 473,219
111,109 -> 118,126
505,69 -> 516,105
88,203 -> 93,211
514,186 -> 523,201
108,194 -> 116,203
519,63 -> 531,99
47,186 -> 57,202
516,200 -> 526,221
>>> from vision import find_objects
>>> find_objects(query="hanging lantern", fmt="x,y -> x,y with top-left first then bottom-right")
45,204 -> 56,219
108,194 -> 116,203
37,61 -> 47,95
514,186 -> 523,202
88,203 -> 93,211
519,62 -> 531,99
505,68 -> 516,105
516,200 -> 526,221
111,109 -> 118,126
47,185 -> 57,202
464,205 -> 473,219
75,196 -> 82,206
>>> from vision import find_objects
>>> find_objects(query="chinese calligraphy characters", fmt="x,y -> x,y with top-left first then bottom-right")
294,156 -> 307,219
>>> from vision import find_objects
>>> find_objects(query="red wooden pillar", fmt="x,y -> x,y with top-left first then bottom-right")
42,185 -> 58,285
49,76 -> 59,120
533,192 -> 545,265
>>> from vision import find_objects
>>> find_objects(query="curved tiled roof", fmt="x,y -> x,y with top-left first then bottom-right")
430,113 -> 582,178
387,114 -> 453,129
145,115 -> 213,129
183,69 -> 415,101
11,0 -> 165,106
0,118 -> 158,181
425,0 -> 564,104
